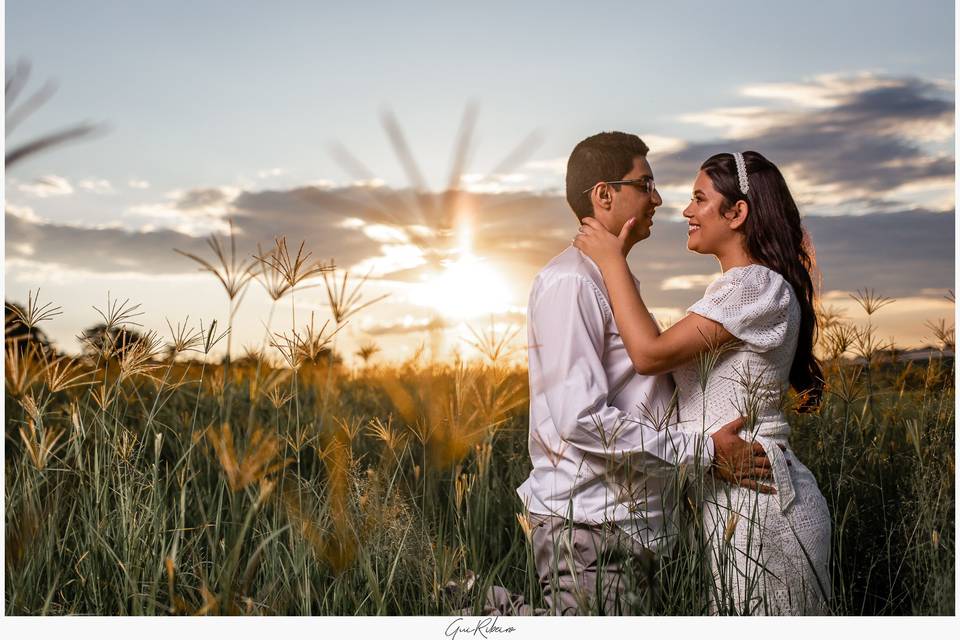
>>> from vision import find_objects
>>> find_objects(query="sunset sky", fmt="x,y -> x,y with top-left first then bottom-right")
4,1 -> 955,364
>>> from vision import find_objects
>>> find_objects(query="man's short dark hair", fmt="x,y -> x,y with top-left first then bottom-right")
565,132 -> 649,220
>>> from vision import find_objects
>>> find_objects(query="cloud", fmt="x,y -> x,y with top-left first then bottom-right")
461,172 -> 531,194
229,185 -> 575,284
362,315 -> 452,336
361,223 -> 412,244
128,179 -> 150,189
5,211 -> 216,275
6,179 -> 952,308
125,204 -> 233,237
661,273 -> 722,291
633,209 -> 954,307
350,243 -> 426,277
640,134 -> 687,155
520,135 -> 686,179
18,175 -> 74,198
659,74 -> 953,215
4,181 -> 565,285
523,157 -> 566,173
171,186 -> 238,211
6,203 -> 43,223
5,72 -> 952,311
5,185 -> 390,277
803,209 -> 955,297
77,178 -> 114,194
358,309 -> 528,338
123,186 -> 246,236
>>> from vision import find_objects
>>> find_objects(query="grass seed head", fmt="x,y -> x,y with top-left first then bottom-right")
321,268 -> 389,326
253,236 -> 333,293
6,288 -> 62,329
175,218 -> 257,301
850,288 -> 896,316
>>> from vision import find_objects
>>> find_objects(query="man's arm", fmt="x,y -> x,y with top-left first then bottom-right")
529,273 -> 714,471
531,272 -> 776,490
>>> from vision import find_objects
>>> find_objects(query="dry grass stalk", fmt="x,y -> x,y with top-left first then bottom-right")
17,395 -> 64,470
355,340 -> 381,366
5,339 -> 44,398
253,236 -> 333,295
5,59 -> 100,167
269,312 -> 341,369
312,437 -> 359,572
89,382 -> 116,412
822,324 -> 858,361
850,288 -> 895,316
44,355 -> 96,393
463,319 -> 523,364
200,318 -> 230,355
924,319 -> 955,352
117,330 -> 166,382
723,512 -> 741,544
205,423 -> 290,492
252,242 -> 293,301
166,316 -> 204,354
91,293 -> 143,332
515,512 -> 535,542
816,304 -> 847,330
321,268 -> 389,325
367,417 -> 408,467
6,288 -> 62,329
175,218 -> 257,302
249,366 -> 291,405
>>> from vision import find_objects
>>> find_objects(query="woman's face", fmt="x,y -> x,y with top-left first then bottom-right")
682,170 -> 738,255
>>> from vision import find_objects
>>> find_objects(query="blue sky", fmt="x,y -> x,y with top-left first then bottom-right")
7,1 -> 954,189
5,1 -> 956,361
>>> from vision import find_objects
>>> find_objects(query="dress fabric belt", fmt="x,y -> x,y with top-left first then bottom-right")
753,434 -> 795,513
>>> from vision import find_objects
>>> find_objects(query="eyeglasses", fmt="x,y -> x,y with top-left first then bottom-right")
581,177 -> 656,194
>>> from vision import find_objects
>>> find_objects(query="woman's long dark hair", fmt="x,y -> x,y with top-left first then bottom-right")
701,151 -> 824,411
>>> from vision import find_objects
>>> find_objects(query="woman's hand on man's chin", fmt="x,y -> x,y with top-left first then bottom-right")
572,216 -> 634,270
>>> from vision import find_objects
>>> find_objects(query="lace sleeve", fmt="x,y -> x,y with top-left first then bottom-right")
686,265 -> 795,352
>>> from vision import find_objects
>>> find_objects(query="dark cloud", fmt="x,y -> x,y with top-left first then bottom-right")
802,209 -> 955,297
6,184 -> 571,280
654,76 -> 953,212
174,187 -> 233,210
5,74 -> 952,304
5,186 -> 388,275
364,315 -> 451,336
363,310 -> 528,337
6,211 -> 211,274
7,190 -> 952,311
636,210 -> 954,310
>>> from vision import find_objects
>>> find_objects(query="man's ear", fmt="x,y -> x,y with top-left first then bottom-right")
728,200 -> 749,230
594,183 -> 613,211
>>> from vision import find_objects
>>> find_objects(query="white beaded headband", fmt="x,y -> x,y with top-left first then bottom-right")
733,152 -> 750,195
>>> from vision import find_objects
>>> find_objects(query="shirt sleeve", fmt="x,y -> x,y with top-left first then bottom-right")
687,266 -> 794,353
529,273 -> 714,470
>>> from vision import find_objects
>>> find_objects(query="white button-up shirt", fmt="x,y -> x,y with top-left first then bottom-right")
517,247 -> 715,551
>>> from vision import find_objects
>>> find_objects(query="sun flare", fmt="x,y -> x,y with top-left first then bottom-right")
413,253 -> 512,319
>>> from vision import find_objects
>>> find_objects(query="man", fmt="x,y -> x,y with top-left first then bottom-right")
516,131 -> 773,615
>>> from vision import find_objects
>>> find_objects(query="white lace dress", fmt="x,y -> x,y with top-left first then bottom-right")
673,264 -> 832,615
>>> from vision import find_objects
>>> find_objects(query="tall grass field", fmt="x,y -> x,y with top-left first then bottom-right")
4,236 -> 955,615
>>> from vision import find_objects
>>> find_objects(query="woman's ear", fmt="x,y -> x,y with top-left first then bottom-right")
728,199 -> 749,230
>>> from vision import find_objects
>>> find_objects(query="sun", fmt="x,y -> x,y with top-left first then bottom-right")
413,252 -> 512,319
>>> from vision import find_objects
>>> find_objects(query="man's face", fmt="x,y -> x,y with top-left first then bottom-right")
606,156 -> 662,244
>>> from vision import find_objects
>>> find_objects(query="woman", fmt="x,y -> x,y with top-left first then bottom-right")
573,151 -> 831,615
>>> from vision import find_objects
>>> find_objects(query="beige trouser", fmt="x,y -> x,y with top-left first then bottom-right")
481,513 -> 658,616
